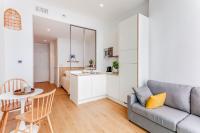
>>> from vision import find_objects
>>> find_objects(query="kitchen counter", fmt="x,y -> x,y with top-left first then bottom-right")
71,71 -> 105,76
105,72 -> 119,76
70,70 -> 119,76
70,73 -> 106,105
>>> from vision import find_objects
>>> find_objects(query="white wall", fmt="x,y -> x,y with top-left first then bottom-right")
0,0 -> 5,84
103,23 -> 119,71
4,0 -> 34,85
57,38 -> 70,67
149,0 -> 200,86
54,41 -> 59,86
50,41 -> 56,83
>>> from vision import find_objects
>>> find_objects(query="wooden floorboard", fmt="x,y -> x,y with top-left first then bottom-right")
4,82 -> 147,133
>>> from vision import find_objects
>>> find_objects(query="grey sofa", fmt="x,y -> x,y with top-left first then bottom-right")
128,80 -> 200,133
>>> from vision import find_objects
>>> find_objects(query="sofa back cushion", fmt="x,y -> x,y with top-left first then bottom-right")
147,80 -> 192,113
191,87 -> 200,116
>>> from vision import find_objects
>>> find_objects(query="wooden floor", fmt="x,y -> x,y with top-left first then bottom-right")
4,82 -> 147,133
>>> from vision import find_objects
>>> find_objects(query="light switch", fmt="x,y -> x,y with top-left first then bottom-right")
18,60 -> 22,64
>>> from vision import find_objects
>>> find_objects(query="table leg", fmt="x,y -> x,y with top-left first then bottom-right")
19,99 -> 26,129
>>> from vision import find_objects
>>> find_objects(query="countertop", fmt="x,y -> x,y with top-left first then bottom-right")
71,71 -> 119,76
71,72 -> 105,76
105,72 -> 119,76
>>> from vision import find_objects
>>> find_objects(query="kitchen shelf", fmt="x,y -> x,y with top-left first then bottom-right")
108,55 -> 119,58
67,61 -> 80,63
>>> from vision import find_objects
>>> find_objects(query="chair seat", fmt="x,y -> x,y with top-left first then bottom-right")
16,110 -> 48,123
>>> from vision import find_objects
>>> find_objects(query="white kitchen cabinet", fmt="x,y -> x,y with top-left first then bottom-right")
106,75 -> 120,103
78,76 -> 92,100
119,14 -> 149,106
92,75 -> 106,97
70,74 -> 106,105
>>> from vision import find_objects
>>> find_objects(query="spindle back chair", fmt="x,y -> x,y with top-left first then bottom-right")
0,79 -> 29,133
15,89 -> 56,133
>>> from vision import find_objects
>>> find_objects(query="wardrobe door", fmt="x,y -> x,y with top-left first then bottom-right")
119,15 -> 138,105
138,14 -> 149,87
119,63 -> 138,104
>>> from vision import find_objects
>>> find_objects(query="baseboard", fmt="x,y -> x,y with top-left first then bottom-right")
77,95 -> 107,105
107,96 -> 127,108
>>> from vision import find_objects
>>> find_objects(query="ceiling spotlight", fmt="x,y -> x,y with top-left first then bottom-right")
62,14 -> 67,18
47,28 -> 51,32
99,3 -> 104,8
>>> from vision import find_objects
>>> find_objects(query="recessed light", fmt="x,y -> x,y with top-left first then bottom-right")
43,40 -> 47,42
62,14 -> 67,18
99,3 -> 104,8
47,28 -> 51,32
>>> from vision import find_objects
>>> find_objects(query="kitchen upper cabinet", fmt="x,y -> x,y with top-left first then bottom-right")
119,14 -> 149,105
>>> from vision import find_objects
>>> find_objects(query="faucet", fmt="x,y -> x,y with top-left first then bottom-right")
90,68 -> 94,74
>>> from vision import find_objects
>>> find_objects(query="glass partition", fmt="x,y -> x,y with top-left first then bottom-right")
84,29 -> 96,69
70,26 -> 84,68
70,25 -> 96,70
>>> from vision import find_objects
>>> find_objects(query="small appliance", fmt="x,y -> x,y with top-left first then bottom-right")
106,66 -> 112,72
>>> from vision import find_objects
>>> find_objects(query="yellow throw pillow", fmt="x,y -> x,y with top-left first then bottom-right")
146,93 -> 166,109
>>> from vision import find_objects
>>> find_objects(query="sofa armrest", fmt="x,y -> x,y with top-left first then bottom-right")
127,93 -> 138,107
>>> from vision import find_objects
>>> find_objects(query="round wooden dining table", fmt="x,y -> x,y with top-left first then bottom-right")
0,88 -> 43,133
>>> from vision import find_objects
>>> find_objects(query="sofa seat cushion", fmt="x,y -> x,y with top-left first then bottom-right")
131,103 -> 189,131
177,115 -> 200,133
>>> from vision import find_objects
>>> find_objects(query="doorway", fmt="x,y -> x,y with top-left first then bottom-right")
34,44 -> 50,82
33,15 -> 70,85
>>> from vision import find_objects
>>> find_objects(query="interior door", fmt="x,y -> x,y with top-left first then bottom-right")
34,44 -> 50,82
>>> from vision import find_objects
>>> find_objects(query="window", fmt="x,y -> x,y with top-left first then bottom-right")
4,8 -> 22,31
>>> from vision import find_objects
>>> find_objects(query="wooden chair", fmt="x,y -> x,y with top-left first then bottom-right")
14,89 -> 56,133
0,79 -> 29,133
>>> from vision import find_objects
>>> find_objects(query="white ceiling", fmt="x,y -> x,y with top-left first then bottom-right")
33,16 -> 96,44
33,16 -> 70,44
36,0 -> 148,21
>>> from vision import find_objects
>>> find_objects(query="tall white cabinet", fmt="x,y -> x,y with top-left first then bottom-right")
119,14 -> 149,105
